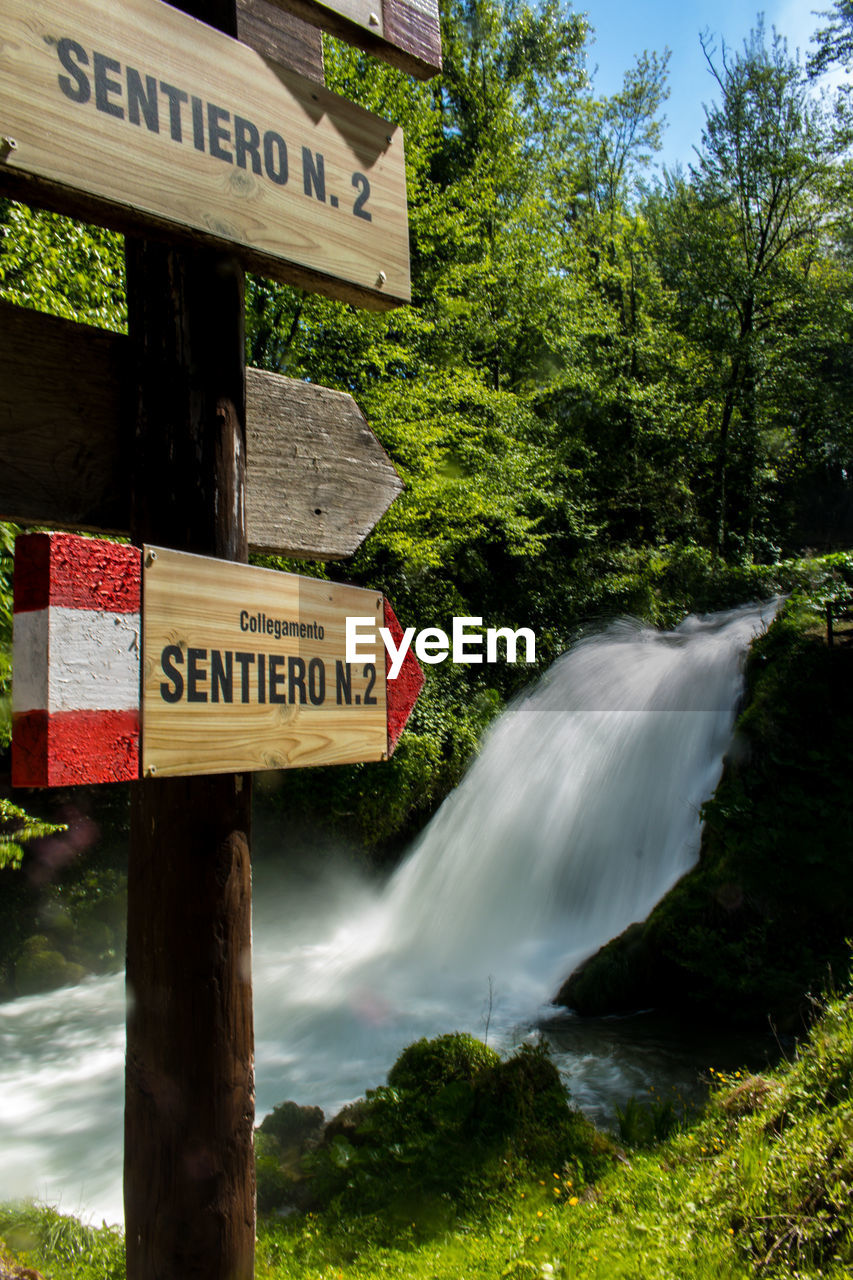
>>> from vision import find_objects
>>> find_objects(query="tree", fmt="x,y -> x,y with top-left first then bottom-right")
648,21 -> 842,558
808,0 -> 853,77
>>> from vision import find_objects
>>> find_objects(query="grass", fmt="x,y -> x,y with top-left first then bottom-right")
4,973 -> 853,1280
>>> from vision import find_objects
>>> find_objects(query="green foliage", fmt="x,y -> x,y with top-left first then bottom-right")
0,799 -> 67,871
256,1129 -> 301,1216
8,979 -> 853,1278
258,1035 -> 613,1228
2,0 -> 852,859
252,970 -> 853,1278
808,0 -> 853,78
386,1030 -> 500,1094
615,1091 -> 684,1147
0,201 -> 125,329
0,1203 -> 124,1280
12,934 -> 87,996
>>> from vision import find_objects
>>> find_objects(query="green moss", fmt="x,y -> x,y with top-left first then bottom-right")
13,936 -> 87,997
386,1031 -> 500,1094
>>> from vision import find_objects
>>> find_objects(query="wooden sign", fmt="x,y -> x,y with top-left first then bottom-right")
236,0 -> 325,84
0,301 -> 403,558
142,544 -> 390,776
0,0 -> 410,308
264,0 -> 442,79
12,532 -> 424,786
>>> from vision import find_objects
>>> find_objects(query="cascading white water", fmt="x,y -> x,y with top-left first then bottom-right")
0,602 -> 778,1223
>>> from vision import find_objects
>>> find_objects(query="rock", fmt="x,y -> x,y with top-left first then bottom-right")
553,921 -> 668,1015
258,1101 -> 324,1148
14,936 -> 88,997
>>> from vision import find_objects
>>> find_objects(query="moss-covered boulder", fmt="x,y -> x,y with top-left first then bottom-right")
387,1031 -> 500,1095
257,1033 -> 616,1224
13,935 -> 86,997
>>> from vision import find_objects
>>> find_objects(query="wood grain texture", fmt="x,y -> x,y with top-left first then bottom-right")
259,0 -> 441,77
0,304 -> 131,534
0,301 -> 402,557
141,545 -> 388,777
383,0 -> 441,74
0,0 -> 409,307
125,779 -> 255,1278
122,21 -> 256,1261
236,0 -> 324,83
246,368 -> 403,556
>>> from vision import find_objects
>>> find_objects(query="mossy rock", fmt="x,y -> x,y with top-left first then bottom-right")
259,1101 -> 324,1148
387,1031 -> 500,1096
556,921 -> 670,1015
14,938 -> 87,997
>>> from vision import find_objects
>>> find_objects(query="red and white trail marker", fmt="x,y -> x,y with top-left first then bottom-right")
12,532 -> 423,787
12,533 -> 142,787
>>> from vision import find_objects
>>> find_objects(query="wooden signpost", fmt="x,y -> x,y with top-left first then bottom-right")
11,531 -> 424,787
0,300 -> 403,558
1,0 -> 440,1272
264,0 -> 442,78
0,0 -> 410,306
235,0 -> 325,83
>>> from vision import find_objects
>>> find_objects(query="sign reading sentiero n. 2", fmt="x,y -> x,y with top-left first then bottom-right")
142,545 -> 393,777
0,0 -> 410,307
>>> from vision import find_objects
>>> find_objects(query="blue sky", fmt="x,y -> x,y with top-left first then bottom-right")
579,0 -> 835,172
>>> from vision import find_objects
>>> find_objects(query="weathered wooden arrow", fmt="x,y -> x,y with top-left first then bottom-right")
12,532 -> 424,787
257,0 -> 441,79
237,0 -> 441,82
236,0 -> 325,84
0,301 -> 402,559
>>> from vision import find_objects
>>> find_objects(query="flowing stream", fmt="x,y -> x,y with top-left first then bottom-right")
0,602 -> 779,1223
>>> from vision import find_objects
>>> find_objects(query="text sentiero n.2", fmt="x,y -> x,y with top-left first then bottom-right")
347,617 -> 536,679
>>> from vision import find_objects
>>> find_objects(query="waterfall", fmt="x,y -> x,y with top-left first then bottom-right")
0,601 -> 778,1223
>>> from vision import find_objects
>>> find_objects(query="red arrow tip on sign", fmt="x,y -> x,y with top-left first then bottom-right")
383,598 -> 424,756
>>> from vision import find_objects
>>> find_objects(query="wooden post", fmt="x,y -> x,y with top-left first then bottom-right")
123,5 -> 254,1277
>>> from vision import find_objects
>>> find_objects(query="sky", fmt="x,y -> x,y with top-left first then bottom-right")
579,0 -> 840,172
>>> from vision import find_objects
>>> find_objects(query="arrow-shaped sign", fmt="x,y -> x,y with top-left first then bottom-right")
12,532 -> 423,787
0,301 -> 402,560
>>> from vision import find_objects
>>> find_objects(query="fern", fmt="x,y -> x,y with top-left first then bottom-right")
0,799 -> 67,870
